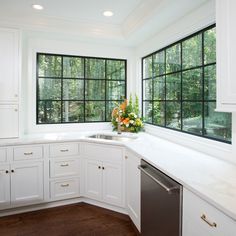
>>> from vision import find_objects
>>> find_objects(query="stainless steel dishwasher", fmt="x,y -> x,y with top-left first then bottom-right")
138,159 -> 182,236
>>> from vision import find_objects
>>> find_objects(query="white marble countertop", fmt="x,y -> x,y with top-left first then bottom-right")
1,130 -> 236,221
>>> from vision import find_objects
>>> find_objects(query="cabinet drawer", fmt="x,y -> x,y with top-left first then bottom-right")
50,178 -> 79,200
50,158 -> 79,178
183,188 -> 236,236
50,143 -> 79,158
13,146 -> 43,161
81,143 -> 123,163
0,148 -> 7,162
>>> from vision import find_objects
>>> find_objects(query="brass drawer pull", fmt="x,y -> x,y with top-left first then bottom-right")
60,149 -> 69,152
61,184 -> 69,187
60,163 -> 69,167
201,214 -> 217,227
24,152 -> 33,155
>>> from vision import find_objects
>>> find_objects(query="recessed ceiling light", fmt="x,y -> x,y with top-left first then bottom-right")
103,11 -> 114,17
32,4 -> 44,10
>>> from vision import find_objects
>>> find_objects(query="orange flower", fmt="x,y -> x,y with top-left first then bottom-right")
123,118 -> 130,125
120,99 -> 127,111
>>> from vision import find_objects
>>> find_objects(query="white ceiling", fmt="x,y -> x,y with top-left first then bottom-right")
0,0 -> 211,46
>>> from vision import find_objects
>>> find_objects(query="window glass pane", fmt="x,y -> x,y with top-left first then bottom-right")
38,55 -> 61,77
62,101 -> 84,122
182,69 -> 202,100
153,76 -> 165,100
182,102 -> 202,135
204,65 -> 216,100
153,51 -> 165,76
107,60 -> 125,80
106,101 -> 118,121
204,28 -> 216,64
63,57 -> 84,78
166,44 -> 181,73
143,79 -> 152,100
38,78 -> 61,100
143,56 -> 152,79
182,34 -> 202,69
85,58 -> 105,79
107,81 -> 125,100
85,101 -> 105,121
63,79 -> 84,100
153,101 -> 165,126
166,102 -> 181,129
85,80 -> 105,100
204,102 -> 231,142
143,101 -> 152,123
166,73 -> 181,100
38,101 -> 61,123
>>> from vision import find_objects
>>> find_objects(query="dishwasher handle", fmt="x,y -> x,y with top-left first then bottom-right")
138,165 -> 179,193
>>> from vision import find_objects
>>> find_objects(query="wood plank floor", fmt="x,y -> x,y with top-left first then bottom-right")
0,203 -> 139,236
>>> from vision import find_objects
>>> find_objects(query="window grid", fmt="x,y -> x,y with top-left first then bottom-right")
142,24 -> 232,144
36,53 -> 127,124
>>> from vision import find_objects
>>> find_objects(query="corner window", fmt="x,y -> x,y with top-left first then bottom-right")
37,53 -> 126,124
142,25 -> 232,143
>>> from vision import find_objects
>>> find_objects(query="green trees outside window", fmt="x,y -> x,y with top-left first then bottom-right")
142,25 -> 232,143
37,54 -> 126,124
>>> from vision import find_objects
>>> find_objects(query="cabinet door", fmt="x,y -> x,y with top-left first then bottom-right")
11,162 -> 44,205
216,0 -> 236,111
0,165 -> 10,209
84,159 -> 102,201
0,28 -> 19,102
102,162 -> 123,207
0,104 -> 18,138
126,151 -> 141,231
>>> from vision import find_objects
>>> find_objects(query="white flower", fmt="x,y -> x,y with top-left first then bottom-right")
120,122 -> 123,125
126,124 -> 129,127
116,118 -> 119,122
130,120 -> 134,124
134,114 -> 137,118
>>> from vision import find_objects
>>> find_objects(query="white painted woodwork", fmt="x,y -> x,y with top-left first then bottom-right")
13,145 -> 43,161
0,104 -> 18,138
216,0 -> 236,111
49,143 -> 79,158
0,164 -> 10,209
0,148 -> 7,162
10,161 -> 44,205
0,28 -> 19,103
50,178 -> 80,200
84,159 -> 103,201
126,151 -> 141,231
102,162 -> 123,207
183,188 -> 236,236
50,158 -> 79,178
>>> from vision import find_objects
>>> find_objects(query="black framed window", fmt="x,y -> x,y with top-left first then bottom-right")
37,53 -> 126,124
142,25 -> 232,143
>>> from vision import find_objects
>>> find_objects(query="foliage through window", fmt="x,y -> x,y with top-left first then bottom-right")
37,53 -> 126,124
142,25 -> 232,143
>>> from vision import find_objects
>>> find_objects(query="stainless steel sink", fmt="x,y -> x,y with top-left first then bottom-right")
88,134 -> 137,141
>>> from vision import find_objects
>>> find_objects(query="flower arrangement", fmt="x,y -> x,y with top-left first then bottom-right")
111,95 -> 144,133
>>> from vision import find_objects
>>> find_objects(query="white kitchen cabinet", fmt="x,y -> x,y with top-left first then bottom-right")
0,28 -> 19,103
125,151 -> 141,231
216,0 -> 236,111
0,164 -> 10,208
0,104 -> 19,138
183,188 -> 236,236
10,161 -> 44,205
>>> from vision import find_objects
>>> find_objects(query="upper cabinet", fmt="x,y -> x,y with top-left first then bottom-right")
0,28 -> 19,103
216,0 -> 236,112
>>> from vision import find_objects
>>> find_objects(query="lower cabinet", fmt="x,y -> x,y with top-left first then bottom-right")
0,161 -> 44,209
125,151 -> 141,231
84,158 -> 123,207
183,188 -> 236,236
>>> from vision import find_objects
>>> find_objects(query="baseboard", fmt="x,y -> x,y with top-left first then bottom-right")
0,197 -> 127,217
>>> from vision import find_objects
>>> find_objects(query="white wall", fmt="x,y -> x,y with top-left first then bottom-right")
21,31 -> 135,134
134,0 -> 236,165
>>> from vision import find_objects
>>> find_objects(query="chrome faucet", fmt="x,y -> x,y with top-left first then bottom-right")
117,110 -> 122,135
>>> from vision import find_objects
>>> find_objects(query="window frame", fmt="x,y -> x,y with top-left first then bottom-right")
36,53 -> 127,124
141,24 -> 232,144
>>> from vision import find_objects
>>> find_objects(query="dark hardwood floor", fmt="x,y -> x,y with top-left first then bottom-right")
0,203 -> 139,236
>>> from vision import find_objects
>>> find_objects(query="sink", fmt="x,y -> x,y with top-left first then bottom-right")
88,134 -> 137,142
